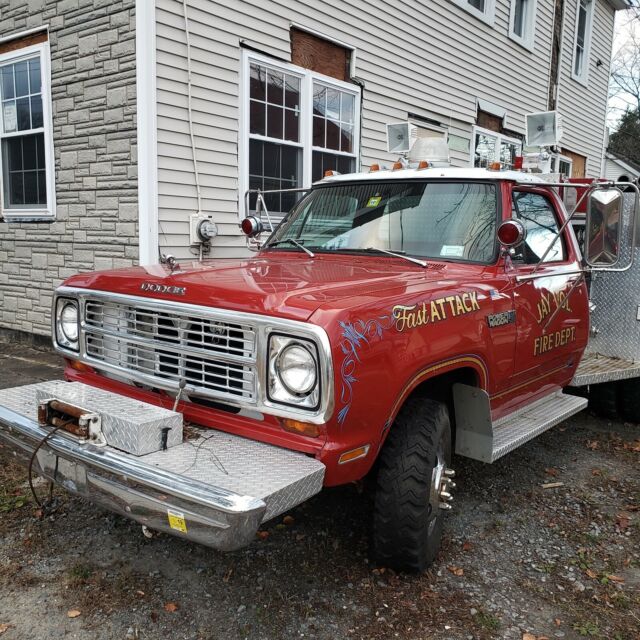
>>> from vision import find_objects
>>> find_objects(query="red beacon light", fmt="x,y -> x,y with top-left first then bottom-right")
241,216 -> 264,238
497,219 -> 526,248
513,155 -> 524,170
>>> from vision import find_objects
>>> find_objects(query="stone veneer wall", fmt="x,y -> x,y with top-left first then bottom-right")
0,0 -> 138,336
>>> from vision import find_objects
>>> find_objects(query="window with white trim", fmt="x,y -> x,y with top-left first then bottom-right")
450,0 -> 496,26
553,155 -> 573,178
472,126 -> 522,170
243,52 -> 360,220
509,0 -> 537,50
0,41 -> 54,219
572,0 -> 594,84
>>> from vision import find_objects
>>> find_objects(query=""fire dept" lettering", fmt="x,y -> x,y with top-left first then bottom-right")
393,292 -> 480,332
533,326 -> 576,356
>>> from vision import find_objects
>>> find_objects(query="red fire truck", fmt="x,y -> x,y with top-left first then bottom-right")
0,165 -> 636,572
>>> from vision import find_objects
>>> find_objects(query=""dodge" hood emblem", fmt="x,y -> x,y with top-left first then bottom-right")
140,282 -> 186,296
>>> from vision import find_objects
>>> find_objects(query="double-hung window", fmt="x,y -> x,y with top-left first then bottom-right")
0,40 -> 54,220
242,51 -> 360,222
450,0 -> 496,26
509,0 -> 537,50
572,0 -> 594,84
472,126 -> 522,170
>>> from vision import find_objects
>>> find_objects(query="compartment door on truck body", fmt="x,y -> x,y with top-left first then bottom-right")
506,186 -> 588,398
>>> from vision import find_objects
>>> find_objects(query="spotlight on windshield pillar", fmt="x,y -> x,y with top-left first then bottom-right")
241,216 -> 263,238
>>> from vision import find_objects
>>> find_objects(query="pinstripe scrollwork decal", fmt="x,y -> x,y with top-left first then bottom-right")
337,315 -> 394,425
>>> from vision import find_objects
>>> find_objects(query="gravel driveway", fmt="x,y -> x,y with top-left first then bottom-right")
0,341 -> 638,640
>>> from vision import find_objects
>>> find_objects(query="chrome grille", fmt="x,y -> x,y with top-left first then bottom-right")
82,299 -> 257,403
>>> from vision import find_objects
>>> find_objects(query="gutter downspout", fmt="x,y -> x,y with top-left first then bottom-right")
136,0 -> 159,265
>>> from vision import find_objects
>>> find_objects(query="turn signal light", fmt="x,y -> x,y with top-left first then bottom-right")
417,160 -> 430,169
488,162 -> 502,171
338,444 -> 370,464
391,162 -> 403,170
280,418 -> 320,438
66,359 -> 94,373
324,169 -> 338,177
369,164 -> 380,172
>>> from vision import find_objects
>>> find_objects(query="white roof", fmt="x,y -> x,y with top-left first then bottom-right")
318,166 -> 552,185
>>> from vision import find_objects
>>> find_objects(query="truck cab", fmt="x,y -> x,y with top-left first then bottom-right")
0,166 -> 632,572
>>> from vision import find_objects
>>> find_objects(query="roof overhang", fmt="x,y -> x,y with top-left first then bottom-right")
608,0 -> 631,11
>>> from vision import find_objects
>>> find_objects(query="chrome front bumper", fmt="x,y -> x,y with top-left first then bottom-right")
0,383 -> 325,551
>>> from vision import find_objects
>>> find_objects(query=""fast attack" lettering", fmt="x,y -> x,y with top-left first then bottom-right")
393,292 -> 480,332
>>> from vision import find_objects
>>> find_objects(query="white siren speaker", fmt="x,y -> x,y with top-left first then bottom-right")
386,122 -> 417,153
526,111 -> 563,147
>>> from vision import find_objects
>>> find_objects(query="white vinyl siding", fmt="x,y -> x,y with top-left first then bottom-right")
558,0 -> 614,177
154,0 -> 613,258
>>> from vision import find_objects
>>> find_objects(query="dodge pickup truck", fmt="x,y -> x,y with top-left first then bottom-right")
0,166 -> 636,572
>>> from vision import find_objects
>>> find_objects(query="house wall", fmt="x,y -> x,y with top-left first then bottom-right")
0,0 -> 138,337
557,0 -> 616,177
154,0 -> 618,260
603,157 -> 640,182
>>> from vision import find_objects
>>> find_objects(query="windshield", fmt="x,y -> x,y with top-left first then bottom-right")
265,181 -> 498,263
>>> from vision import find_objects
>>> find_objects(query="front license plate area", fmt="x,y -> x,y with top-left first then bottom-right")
35,449 -> 88,493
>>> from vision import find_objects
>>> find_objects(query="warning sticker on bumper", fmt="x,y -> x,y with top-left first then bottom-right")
167,510 -> 187,533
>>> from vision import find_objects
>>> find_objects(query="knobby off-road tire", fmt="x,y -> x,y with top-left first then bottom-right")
588,382 -> 620,420
618,378 -> 640,423
372,397 -> 451,573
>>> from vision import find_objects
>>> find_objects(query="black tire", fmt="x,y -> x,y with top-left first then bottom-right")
619,379 -> 640,423
372,397 -> 451,573
588,382 -> 619,419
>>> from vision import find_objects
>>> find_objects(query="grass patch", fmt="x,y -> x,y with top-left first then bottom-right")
476,610 -> 500,633
573,620 -> 601,637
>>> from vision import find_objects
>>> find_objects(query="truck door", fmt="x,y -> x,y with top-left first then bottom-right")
508,187 -> 588,392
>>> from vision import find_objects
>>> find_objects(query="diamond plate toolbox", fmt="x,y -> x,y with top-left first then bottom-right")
35,381 -> 182,456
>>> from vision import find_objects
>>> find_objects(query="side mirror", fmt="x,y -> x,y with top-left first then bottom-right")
585,188 -> 623,266
497,219 -> 526,248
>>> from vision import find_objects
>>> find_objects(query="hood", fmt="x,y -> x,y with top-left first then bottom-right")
62,252 -> 457,322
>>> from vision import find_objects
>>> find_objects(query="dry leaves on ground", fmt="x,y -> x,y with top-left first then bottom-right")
447,566 -> 464,576
67,610 -> 81,619
0,624 -> 13,636
164,602 -> 179,613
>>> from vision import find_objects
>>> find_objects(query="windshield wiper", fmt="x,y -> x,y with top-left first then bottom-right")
268,238 -> 315,258
365,247 -> 427,268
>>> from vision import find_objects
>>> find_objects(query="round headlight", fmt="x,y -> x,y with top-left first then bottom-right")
60,303 -> 79,342
276,344 -> 317,395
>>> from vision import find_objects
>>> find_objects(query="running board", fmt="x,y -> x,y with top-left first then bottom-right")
453,385 -> 587,463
